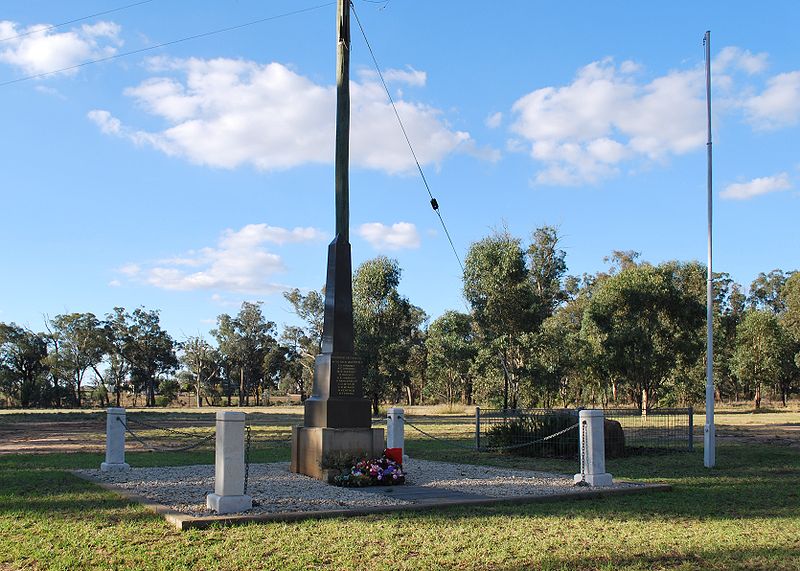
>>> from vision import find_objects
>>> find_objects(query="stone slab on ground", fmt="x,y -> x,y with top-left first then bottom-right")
72,459 -> 671,531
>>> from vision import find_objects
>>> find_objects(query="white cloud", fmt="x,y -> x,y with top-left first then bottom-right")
714,47 -> 768,75
108,280 -> 122,287
0,20 -> 121,77
743,71 -> 800,130
90,57 -> 487,174
116,224 -> 325,294
510,57 -> 706,185
382,66 -> 426,86
88,109 -> 121,134
485,111 -> 502,129
721,173 -> 791,200
358,222 -> 421,250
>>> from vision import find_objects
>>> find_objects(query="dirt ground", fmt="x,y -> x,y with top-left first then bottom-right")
0,407 -> 798,454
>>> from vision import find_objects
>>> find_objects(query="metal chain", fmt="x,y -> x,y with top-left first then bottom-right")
402,417 -> 578,453
117,417 -> 215,452
575,420 -> 589,487
124,415 -> 215,438
243,424 -> 252,495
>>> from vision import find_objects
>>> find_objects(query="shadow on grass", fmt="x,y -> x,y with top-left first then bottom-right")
496,545 -> 800,571
0,469 -> 161,525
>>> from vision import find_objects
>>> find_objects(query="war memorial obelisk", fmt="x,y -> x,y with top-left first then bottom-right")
290,0 -> 383,481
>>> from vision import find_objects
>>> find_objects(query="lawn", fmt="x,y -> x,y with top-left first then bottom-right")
0,409 -> 798,570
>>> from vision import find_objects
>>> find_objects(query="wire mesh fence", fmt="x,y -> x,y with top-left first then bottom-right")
476,407 -> 694,458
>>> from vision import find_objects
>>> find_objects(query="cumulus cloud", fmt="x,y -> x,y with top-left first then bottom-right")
510,57 -> 707,185
358,222 -> 421,250
721,173 -> 791,200
0,20 -> 121,76
89,57 -> 487,174
116,224 -> 325,294
743,71 -> 800,130
714,46 -> 768,76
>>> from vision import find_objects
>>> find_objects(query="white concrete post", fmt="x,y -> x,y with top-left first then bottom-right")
573,409 -> 613,486
387,407 -> 405,460
207,411 -> 252,514
101,407 -> 130,472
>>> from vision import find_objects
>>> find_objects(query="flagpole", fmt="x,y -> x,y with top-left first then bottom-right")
703,30 -> 716,468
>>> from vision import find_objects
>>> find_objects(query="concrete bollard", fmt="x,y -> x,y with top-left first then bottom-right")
101,407 -> 130,472
387,407 -> 409,464
573,409 -> 613,486
207,411 -> 252,514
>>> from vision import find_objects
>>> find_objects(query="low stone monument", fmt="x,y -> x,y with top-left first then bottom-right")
574,409 -> 614,486
207,411 -> 253,514
101,407 -> 130,472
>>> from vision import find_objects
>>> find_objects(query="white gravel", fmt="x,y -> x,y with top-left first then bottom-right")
75,459 -> 633,517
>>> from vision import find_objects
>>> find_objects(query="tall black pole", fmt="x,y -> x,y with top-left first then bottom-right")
335,0 -> 350,243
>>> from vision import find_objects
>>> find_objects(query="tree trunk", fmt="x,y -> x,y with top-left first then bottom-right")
372,394 -> 379,416
196,378 -> 202,408
754,384 -> 762,409
239,367 -> 245,407
405,384 -> 413,406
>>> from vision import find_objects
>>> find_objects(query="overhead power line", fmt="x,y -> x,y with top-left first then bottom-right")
350,2 -> 465,274
1,0 -> 159,43
0,2 -> 335,87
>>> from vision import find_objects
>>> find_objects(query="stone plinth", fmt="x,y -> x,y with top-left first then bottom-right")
291,426 -> 384,481
574,409 -> 614,487
207,411 -> 252,514
101,407 -> 130,472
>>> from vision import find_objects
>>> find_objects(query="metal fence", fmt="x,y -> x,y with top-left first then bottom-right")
475,407 -> 694,458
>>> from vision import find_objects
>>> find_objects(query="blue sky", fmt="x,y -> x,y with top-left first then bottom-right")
1,0 -> 798,339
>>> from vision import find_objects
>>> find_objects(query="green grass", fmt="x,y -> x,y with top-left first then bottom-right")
1,421 -> 799,570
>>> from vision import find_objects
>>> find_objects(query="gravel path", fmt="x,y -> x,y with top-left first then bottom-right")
75,459 -> 631,517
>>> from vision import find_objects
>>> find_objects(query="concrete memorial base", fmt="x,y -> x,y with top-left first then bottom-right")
573,472 -> 614,486
100,461 -> 130,472
206,493 -> 252,514
290,426 -> 384,481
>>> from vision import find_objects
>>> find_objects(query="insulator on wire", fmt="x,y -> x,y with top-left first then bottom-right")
430,198 -> 439,211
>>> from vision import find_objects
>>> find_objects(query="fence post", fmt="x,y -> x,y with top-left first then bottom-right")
688,406 -> 694,451
101,407 -> 130,472
207,411 -> 252,514
387,407 -> 405,461
573,409 -> 613,486
475,406 -> 481,451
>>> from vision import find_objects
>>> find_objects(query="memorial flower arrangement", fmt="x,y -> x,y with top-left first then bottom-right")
332,450 -> 405,487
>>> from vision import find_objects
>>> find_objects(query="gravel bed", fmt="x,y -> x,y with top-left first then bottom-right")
75,459 -> 636,517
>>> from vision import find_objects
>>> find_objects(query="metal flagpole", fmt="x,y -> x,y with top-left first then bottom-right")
703,30 -> 716,468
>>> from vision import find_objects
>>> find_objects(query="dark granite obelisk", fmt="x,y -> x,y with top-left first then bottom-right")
290,0 -> 381,480
303,0 -> 371,429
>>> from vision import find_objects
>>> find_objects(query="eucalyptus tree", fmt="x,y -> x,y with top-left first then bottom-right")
749,270 -> 793,314
180,336 -> 220,407
213,302 -> 276,406
583,264 -> 704,411
44,313 -> 108,407
125,308 -> 178,407
527,225 -> 568,321
0,323 -> 50,407
283,288 -> 326,398
463,230 -> 538,409
353,256 -> 426,414
425,311 -> 476,406
733,309 -> 794,408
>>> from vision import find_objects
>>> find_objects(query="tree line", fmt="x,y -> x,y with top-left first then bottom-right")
1,226 -> 798,410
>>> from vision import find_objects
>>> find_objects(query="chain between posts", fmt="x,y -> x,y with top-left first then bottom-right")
116,417 -> 215,452
401,417 -> 579,453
